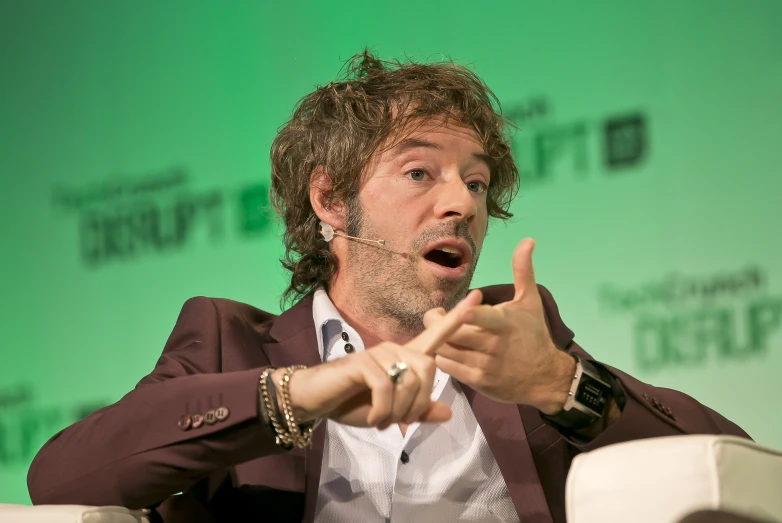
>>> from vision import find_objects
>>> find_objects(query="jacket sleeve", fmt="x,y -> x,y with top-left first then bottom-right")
27,297 -> 285,509
536,285 -> 751,451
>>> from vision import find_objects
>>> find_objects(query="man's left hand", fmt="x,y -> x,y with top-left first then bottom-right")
423,238 -> 576,415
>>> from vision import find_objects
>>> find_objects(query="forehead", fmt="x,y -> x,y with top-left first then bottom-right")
391,118 -> 482,150
373,118 -> 486,164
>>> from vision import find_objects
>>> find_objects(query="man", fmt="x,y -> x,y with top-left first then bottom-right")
28,51 -> 749,523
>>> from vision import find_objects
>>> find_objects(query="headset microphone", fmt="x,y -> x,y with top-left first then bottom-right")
319,221 -> 385,246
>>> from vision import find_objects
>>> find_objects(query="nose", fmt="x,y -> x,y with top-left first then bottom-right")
432,175 -> 477,223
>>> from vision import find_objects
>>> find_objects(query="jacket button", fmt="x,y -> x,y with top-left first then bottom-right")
215,406 -> 230,421
191,413 -> 204,429
178,414 -> 192,431
400,450 -> 410,464
204,410 -> 217,425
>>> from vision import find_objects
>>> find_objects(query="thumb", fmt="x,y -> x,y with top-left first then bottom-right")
512,238 -> 538,302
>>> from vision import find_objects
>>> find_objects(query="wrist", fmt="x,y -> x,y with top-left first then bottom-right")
533,349 -> 576,416
540,354 -> 617,435
272,367 -> 316,423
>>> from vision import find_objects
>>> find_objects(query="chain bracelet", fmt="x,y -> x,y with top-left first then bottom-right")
279,365 -> 314,448
258,367 -> 295,448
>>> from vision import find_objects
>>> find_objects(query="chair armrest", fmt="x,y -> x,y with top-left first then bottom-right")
566,435 -> 782,523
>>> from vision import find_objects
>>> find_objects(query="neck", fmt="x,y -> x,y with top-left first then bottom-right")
326,275 -> 417,347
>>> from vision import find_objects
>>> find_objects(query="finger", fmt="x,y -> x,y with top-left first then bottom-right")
411,289 -> 483,355
366,345 -> 420,428
389,371 -> 420,428
436,343 -> 491,367
421,321 -> 496,355
358,352 -> 395,427
512,238 -> 538,302
417,400 -> 451,423
435,354 -> 482,387
439,325 -> 493,354
398,351 -> 437,423
422,307 -> 446,329
461,304 -> 507,333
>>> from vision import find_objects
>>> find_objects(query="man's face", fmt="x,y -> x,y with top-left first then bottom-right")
343,119 -> 490,333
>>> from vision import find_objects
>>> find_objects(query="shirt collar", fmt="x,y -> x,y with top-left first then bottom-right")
312,287 -> 365,362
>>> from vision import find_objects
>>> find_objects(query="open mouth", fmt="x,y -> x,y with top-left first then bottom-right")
423,245 -> 466,269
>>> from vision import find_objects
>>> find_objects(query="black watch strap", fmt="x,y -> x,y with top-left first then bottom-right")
540,354 -> 614,431
541,400 -> 599,430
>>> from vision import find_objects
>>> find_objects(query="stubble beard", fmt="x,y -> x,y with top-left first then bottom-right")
344,199 -> 479,337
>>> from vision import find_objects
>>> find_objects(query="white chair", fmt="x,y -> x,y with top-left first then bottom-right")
0,505 -> 148,523
566,435 -> 782,523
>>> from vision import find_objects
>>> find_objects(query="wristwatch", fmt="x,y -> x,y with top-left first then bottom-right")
541,354 -> 614,431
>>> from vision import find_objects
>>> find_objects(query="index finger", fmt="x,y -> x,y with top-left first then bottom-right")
408,289 -> 483,355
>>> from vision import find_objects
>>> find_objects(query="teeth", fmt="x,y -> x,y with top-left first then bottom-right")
438,246 -> 461,257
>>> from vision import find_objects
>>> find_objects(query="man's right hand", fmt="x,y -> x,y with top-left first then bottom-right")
275,289 -> 482,430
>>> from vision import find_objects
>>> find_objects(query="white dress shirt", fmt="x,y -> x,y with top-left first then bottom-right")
312,288 -> 520,523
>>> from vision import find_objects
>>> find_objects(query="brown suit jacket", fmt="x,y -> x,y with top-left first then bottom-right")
27,284 -> 750,523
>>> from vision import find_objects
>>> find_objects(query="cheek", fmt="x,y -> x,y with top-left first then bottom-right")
361,182 -> 395,210
472,212 -> 489,248
359,189 -> 418,235
363,183 -> 419,217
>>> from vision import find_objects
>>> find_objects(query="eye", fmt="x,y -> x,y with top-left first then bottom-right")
466,180 -> 488,194
407,169 -> 427,182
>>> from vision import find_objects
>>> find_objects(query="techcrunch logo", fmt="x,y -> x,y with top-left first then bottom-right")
51,166 -> 273,267
598,267 -> 781,373
506,97 -> 647,187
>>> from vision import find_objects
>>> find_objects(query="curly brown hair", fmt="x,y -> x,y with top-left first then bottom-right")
270,50 -> 519,305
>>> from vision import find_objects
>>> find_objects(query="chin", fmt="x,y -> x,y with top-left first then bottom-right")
425,281 -> 471,311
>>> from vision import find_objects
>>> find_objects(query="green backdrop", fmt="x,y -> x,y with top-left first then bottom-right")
2,0 -> 781,505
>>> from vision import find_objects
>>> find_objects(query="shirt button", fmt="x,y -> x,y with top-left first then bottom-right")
344,343 -> 355,353
400,450 -> 410,464
341,332 -> 349,341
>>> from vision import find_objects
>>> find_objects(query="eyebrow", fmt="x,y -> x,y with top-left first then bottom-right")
393,137 -> 492,167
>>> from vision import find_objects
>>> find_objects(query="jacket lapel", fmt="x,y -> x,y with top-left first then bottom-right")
259,292 -> 325,523
461,385 -> 553,523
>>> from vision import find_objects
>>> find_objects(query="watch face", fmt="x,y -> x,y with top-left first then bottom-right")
575,374 -> 611,414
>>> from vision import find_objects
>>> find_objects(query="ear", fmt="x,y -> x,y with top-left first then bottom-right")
310,166 -> 347,230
